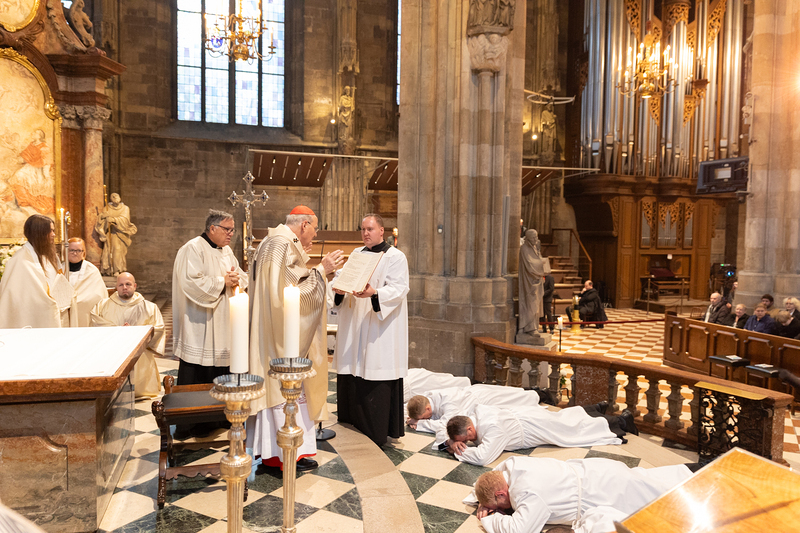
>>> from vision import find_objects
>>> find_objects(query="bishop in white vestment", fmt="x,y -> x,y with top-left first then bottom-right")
91,272 -> 165,398
333,214 -> 409,445
447,404 -> 623,466
0,215 -> 76,328
407,385 -> 543,447
67,238 -> 108,327
172,211 -> 247,385
247,206 -> 343,470
468,456 -> 692,533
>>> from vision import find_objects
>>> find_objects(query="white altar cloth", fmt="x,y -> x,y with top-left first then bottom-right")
0,326 -> 153,380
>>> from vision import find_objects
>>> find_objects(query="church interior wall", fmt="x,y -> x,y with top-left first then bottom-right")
93,0 -> 400,293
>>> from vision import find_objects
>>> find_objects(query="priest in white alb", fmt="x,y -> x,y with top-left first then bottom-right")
67,237 -> 108,327
406,384 -> 543,446
333,213 -> 409,446
0,214 -> 76,328
403,368 -> 471,402
247,206 -> 343,471
91,272 -> 165,398
172,209 -> 247,386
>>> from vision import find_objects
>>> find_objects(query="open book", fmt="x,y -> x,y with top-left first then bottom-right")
332,251 -> 383,293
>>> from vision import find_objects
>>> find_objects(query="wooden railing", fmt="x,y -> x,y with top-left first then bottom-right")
551,227 -> 592,281
471,336 -> 794,463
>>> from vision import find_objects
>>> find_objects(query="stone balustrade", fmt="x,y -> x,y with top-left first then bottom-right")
471,336 -> 794,464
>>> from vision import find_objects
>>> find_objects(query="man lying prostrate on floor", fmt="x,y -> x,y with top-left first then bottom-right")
403,368 -> 471,402
406,385 -> 543,448
91,272 -> 165,399
466,456 -> 693,533
443,403 -> 637,466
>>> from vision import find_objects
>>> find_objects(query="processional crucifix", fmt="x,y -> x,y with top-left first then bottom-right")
228,171 -> 269,271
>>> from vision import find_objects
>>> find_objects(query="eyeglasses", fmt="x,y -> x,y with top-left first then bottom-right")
214,225 -> 236,235
68,249 -> 85,254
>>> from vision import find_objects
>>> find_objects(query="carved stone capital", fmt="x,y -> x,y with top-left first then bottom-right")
467,33 -> 508,73
77,106 -> 111,130
58,104 -> 81,129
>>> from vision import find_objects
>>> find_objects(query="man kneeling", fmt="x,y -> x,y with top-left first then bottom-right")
91,272 -> 165,398
471,456 -> 692,533
444,403 -> 638,466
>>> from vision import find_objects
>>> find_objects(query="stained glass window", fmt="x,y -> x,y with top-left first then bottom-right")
176,0 -> 285,127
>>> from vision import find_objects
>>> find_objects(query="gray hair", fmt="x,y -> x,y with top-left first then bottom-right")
205,209 -> 234,232
285,214 -> 315,227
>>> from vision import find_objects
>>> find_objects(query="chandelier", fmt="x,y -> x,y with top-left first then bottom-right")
205,0 -> 276,63
618,34 -> 675,99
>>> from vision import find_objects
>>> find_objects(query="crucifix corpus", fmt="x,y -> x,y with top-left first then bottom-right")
228,171 -> 269,271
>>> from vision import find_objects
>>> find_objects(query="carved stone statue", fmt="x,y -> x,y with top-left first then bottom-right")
467,0 -> 516,35
338,86 -> 356,154
540,102 -> 557,165
95,193 -> 137,276
69,0 -> 95,48
516,229 -> 549,344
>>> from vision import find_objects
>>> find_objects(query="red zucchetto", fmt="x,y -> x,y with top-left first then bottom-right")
290,205 -> 315,216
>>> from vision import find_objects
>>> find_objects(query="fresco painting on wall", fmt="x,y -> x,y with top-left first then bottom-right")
0,0 -> 39,32
0,49 -> 60,242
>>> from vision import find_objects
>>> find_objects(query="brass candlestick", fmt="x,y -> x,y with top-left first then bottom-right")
268,357 -> 316,533
211,374 -> 266,533
571,294 -> 582,333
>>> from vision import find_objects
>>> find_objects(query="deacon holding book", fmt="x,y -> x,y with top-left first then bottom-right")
247,206 -> 343,471
333,213 -> 409,445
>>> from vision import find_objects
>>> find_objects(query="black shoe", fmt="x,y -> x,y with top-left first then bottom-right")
595,401 -> 610,415
296,458 -> 318,471
619,410 -> 639,436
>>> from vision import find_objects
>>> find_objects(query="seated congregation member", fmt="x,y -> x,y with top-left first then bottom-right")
91,272 -> 165,398
743,303 -> 776,334
403,368 -> 471,402
443,403 -> 636,466
784,297 -> 800,321
703,292 -> 730,324
565,280 -> 607,328
469,456 -> 693,533
761,294 -> 780,319
406,385 -> 543,446
723,303 -> 749,329
67,237 -> 108,327
775,310 -> 800,339
0,214 -> 76,328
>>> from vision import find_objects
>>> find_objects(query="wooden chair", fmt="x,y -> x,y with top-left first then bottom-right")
151,376 -> 245,508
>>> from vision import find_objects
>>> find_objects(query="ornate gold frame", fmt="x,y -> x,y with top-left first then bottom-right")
0,47 -> 61,244
0,0 -> 41,33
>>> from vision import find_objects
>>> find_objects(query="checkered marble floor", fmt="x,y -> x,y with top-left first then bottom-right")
100,305 -> 797,533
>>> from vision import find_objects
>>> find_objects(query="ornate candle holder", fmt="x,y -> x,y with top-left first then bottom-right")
210,374 -> 266,533
570,294 -> 582,333
268,357 -> 316,533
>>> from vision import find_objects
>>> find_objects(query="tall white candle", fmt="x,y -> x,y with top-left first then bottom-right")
557,316 -> 564,330
229,287 -> 249,373
284,285 -> 300,358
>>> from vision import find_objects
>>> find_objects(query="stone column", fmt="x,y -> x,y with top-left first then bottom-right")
737,1 -> 800,306
57,105 -> 84,243
321,158 -> 369,231
398,0 -> 524,376
77,106 -> 111,263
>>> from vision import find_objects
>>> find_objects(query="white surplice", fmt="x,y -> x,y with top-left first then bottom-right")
172,236 -> 247,367
247,224 -> 329,464
91,292 -> 165,398
403,368 -> 471,402
0,243 -> 75,328
468,456 -> 691,533
417,385 -> 543,447
68,260 -> 108,327
333,245 -> 409,381
455,404 -> 622,466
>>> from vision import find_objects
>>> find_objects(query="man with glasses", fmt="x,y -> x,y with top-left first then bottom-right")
66,237 -> 108,327
172,209 -> 247,407
248,205 -> 344,471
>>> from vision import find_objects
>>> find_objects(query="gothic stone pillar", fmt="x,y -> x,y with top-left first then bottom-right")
737,1 -> 800,306
398,0 -> 524,376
